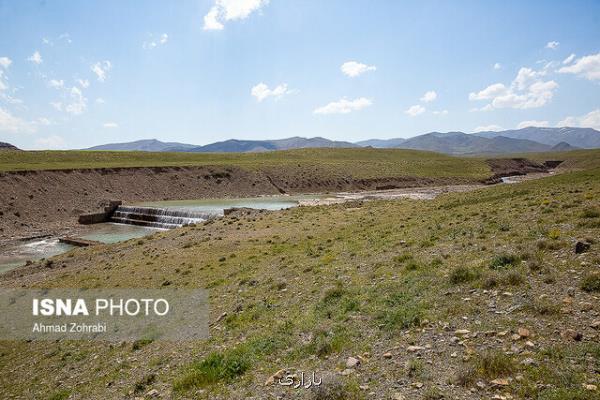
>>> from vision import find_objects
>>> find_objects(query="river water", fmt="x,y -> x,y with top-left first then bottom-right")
0,194 -> 326,272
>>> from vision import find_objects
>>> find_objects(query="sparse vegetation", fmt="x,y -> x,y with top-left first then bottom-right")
2,150 -> 600,399
580,272 -> 600,292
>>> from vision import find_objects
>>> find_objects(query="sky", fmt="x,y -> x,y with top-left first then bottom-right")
0,0 -> 599,150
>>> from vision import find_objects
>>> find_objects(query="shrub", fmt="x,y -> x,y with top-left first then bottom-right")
580,208 -> 600,218
547,229 -> 561,240
173,348 -> 251,391
580,272 -> 600,292
490,254 -> 519,270
449,266 -> 478,284
378,292 -> 424,331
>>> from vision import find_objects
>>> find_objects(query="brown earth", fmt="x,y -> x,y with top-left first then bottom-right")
0,165 -> 476,241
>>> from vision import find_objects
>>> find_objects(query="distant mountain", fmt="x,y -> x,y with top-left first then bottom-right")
475,127 -> 600,148
85,139 -> 197,152
551,141 -> 579,151
182,137 -> 358,153
394,131 -> 551,155
0,141 -> 19,151
81,127 -> 600,155
355,138 -> 407,148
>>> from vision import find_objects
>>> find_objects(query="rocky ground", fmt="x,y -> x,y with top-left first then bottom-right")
0,159 -> 599,399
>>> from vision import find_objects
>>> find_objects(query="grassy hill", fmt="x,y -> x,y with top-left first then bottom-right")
0,148 -> 492,179
1,153 -> 599,399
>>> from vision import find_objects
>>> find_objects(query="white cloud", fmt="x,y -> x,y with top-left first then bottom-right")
405,104 -> 425,117
420,90 -> 437,103
48,79 -> 64,89
204,6 -> 224,30
0,107 -> 35,133
517,120 -> 549,129
469,83 -> 507,101
91,60 -> 112,82
493,63 -> 501,70
50,101 -> 63,111
563,53 -> 576,65
0,57 -> 12,69
473,124 -> 503,132
36,117 -> 51,126
34,135 -> 66,149
28,51 -> 42,64
545,41 -> 559,49
0,71 -> 7,92
95,97 -> 105,104
469,67 -> 558,110
203,0 -> 269,30
433,110 -> 448,115
557,109 -> 600,130
558,52 -> 600,81
103,122 -> 119,128
77,79 -> 90,88
65,86 -> 87,115
251,82 -> 293,102
314,97 -> 372,115
143,33 -> 169,49
513,67 -> 545,90
340,61 -> 376,77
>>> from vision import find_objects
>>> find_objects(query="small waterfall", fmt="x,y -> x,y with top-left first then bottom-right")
110,206 -> 212,229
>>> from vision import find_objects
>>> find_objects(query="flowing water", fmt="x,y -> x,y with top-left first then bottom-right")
0,195 -> 323,272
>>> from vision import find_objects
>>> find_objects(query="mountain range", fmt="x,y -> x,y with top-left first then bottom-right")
82,127 -> 600,155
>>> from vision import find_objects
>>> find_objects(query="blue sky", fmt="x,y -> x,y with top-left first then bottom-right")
0,0 -> 599,149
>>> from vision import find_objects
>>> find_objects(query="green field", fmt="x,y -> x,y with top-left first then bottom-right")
0,148 -> 492,179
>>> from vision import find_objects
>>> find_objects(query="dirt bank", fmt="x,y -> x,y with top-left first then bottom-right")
0,165 -> 477,241
483,158 -> 556,184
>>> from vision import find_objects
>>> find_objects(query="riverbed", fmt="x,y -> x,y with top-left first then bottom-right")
0,181 -> 517,272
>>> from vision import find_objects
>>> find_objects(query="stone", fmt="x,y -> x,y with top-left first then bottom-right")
591,320 -> 600,329
561,329 -> 583,341
521,358 -> 536,366
575,241 -> 591,254
584,384 -> 598,391
264,369 -> 285,386
383,352 -> 393,359
518,327 -> 530,338
455,329 -> 470,336
490,378 -> 510,386
580,302 -> 594,311
346,357 -> 360,368
450,351 -> 458,358
407,345 -> 425,352
146,389 -> 159,397
391,393 -> 405,400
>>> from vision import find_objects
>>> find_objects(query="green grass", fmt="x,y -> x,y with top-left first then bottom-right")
173,348 -> 252,391
0,148 -> 491,179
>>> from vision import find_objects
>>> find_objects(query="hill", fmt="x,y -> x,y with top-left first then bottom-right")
180,136 -> 357,152
396,131 -> 551,154
355,138 -> 407,148
0,141 -> 19,151
475,127 -> 600,148
85,139 -> 197,152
